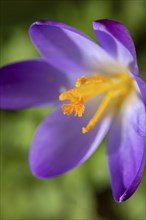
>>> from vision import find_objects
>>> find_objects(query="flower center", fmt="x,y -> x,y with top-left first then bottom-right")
59,71 -> 135,133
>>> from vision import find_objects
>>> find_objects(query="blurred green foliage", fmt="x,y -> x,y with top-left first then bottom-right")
0,0 -> 146,219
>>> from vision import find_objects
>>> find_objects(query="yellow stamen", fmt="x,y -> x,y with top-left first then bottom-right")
75,75 -> 110,87
62,102 -> 85,117
59,71 -> 135,133
59,76 -> 113,103
82,92 -> 113,133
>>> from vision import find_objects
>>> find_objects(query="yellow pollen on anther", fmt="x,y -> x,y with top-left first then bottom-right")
59,71 -> 135,133
75,75 -> 111,87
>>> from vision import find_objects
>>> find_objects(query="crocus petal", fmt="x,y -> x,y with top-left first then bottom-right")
29,106 -> 111,178
107,98 -> 145,202
93,19 -> 138,74
134,75 -> 146,107
0,59 -> 69,109
130,95 -> 146,137
29,20 -> 119,75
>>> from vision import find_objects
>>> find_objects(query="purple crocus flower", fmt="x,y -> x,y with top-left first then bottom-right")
0,19 -> 145,202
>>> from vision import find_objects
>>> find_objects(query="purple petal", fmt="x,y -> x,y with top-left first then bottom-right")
93,19 -> 138,75
29,106 -> 111,178
0,59 -> 70,109
130,96 -> 146,137
107,100 -> 145,202
134,75 -> 146,107
29,20 -> 117,75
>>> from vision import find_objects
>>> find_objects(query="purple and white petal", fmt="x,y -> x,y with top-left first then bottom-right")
130,95 -> 146,136
93,19 -> 138,74
0,59 -> 70,109
107,98 -> 145,202
134,75 -> 146,107
29,106 -> 111,178
29,20 -> 120,75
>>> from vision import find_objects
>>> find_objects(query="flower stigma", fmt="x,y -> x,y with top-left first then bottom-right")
59,71 -> 135,134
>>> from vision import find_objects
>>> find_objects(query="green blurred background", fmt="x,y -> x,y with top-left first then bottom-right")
0,0 -> 146,219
